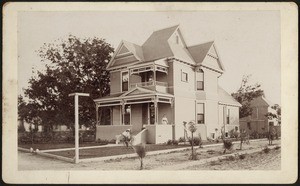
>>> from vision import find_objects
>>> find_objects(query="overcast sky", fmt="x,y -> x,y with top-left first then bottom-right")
18,11 -> 280,105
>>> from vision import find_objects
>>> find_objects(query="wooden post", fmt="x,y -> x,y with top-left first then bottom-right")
121,101 -> 125,125
68,93 -> 89,164
96,104 -> 99,125
154,98 -> 158,125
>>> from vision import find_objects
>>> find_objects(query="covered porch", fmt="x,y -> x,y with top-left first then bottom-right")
94,88 -> 175,143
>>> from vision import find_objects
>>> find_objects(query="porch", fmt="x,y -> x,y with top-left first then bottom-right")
94,90 -> 175,144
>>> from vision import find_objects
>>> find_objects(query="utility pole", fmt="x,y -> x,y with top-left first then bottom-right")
68,93 -> 89,164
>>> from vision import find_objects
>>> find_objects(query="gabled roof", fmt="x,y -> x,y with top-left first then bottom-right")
187,41 -> 214,64
218,86 -> 242,107
107,25 -> 225,72
142,25 -> 179,62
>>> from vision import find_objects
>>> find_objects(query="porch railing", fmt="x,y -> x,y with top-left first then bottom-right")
130,81 -> 168,89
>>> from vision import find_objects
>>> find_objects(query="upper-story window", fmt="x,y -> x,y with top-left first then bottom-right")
196,69 -> 204,90
197,103 -> 205,124
181,71 -> 188,82
121,71 -> 129,92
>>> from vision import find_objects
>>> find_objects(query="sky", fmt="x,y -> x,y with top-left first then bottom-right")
18,11 -> 281,105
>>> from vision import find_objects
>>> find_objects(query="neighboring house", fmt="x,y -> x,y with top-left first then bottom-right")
239,95 -> 279,134
18,119 -> 43,132
94,25 -> 241,144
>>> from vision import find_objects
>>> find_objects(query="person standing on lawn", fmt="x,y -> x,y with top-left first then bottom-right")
122,129 -> 131,147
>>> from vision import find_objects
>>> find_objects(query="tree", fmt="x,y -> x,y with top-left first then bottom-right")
231,75 -> 265,118
188,120 -> 198,160
23,35 -> 114,131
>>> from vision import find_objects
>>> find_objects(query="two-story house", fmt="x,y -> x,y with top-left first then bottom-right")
94,25 -> 241,144
239,95 -> 279,134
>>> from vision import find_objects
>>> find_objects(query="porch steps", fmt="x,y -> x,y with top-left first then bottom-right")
131,129 -> 147,145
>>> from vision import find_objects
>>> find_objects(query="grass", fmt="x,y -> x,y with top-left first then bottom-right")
47,144 -> 190,159
18,142 -> 106,150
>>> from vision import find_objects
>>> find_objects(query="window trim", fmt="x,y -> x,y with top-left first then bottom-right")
181,70 -> 188,82
196,102 -> 205,124
196,69 -> 204,91
121,71 -> 129,92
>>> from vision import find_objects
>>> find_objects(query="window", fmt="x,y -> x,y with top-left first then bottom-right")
197,103 -> 205,124
196,69 -> 204,90
181,71 -> 188,82
226,109 -> 230,124
122,71 -> 129,92
235,126 -> 239,131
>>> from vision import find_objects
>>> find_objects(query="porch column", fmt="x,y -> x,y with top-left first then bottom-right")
171,99 -> 174,124
121,101 -> 125,125
154,98 -> 158,125
153,65 -> 156,86
96,104 -> 99,125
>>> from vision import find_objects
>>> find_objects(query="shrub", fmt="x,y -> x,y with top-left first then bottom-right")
96,138 -> 109,145
188,152 -> 199,160
172,140 -> 179,145
109,139 -> 116,144
263,146 -> 270,153
178,137 -> 185,143
189,137 -> 201,146
223,140 -> 233,153
210,161 -> 221,166
167,139 -> 179,145
239,154 -> 247,159
275,146 -> 281,150
132,144 -> 146,170
167,139 -> 173,145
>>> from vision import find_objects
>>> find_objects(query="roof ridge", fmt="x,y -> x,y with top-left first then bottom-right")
187,41 -> 214,48
152,24 -> 180,33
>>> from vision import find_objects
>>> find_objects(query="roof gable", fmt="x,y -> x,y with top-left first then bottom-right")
188,42 -> 224,72
107,40 -> 143,70
120,87 -> 155,97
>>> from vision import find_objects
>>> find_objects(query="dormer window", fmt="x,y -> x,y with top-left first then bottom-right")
196,69 -> 204,90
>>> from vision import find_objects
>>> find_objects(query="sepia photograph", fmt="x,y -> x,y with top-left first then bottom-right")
2,2 -> 298,184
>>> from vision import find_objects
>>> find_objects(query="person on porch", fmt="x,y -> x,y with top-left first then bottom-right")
162,114 -> 168,125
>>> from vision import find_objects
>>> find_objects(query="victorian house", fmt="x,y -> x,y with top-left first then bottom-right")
94,25 -> 241,144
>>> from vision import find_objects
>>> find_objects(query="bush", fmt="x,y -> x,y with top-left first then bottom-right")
188,153 -> 199,160
96,138 -> 109,145
239,154 -> 247,159
207,150 -> 215,155
274,146 -> 281,150
109,139 -> 116,144
263,146 -> 271,153
178,137 -> 185,143
167,139 -> 179,145
189,137 -> 201,146
223,140 -> 233,150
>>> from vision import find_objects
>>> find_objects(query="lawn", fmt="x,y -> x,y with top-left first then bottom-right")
48,145 -> 191,159
18,142 -> 107,150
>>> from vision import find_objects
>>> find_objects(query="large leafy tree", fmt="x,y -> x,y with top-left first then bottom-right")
23,35 -> 114,131
231,75 -> 265,118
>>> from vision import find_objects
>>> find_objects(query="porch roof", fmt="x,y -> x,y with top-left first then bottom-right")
94,87 -> 174,104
